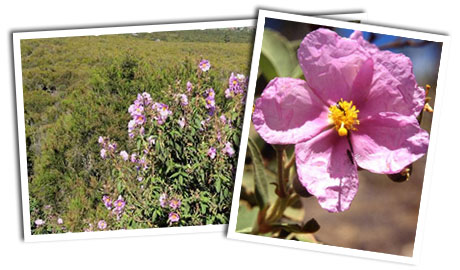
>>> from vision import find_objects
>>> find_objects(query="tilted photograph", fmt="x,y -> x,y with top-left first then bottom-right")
15,21 -> 254,239
228,11 -> 448,263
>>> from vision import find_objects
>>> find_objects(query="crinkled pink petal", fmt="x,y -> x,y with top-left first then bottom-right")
295,129 -> 359,212
351,112 -> 429,174
252,77 -> 329,145
350,58 -> 374,105
350,31 -> 425,118
297,28 -> 371,105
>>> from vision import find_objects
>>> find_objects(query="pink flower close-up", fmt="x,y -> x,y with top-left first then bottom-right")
97,220 -> 107,230
253,28 -> 429,212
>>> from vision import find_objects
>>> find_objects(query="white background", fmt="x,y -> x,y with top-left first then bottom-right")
1,1 -> 459,269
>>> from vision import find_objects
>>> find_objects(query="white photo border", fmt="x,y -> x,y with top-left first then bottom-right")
227,9 -> 451,265
14,13 -> 366,242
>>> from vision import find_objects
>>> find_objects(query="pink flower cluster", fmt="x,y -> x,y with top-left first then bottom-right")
152,103 -> 173,125
159,193 -> 181,223
177,94 -> 189,107
102,195 -> 126,219
225,73 -> 247,98
127,93 -> 173,138
204,88 -> 216,115
159,193 -> 181,209
207,141 -> 235,160
98,136 -> 117,159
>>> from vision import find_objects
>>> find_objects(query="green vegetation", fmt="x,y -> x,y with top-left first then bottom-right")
21,29 -> 253,233
131,28 -> 255,43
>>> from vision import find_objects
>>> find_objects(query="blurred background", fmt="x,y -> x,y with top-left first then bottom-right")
239,18 -> 442,256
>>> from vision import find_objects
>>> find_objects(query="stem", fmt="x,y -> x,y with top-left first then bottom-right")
275,146 -> 287,198
284,153 -> 296,171
266,197 -> 288,224
265,197 -> 281,223
286,192 -> 299,207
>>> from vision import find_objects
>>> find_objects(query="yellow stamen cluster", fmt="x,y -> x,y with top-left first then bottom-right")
328,99 -> 360,136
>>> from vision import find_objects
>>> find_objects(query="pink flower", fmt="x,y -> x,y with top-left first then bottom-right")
179,94 -> 188,106
178,117 -> 186,128
147,136 -> 156,145
207,147 -> 216,159
142,92 -> 152,105
120,150 -> 129,161
199,59 -> 211,72
155,103 -> 172,125
130,153 -> 137,163
35,219 -> 45,226
114,196 -> 126,212
102,195 -> 112,209
168,212 -> 180,223
229,72 -> 239,90
223,142 -> 235,157
186,81 -> 193,92
108,142 -> 117,151
169,198 -> 181,210
57,218 -> 63,225
97,220 -> 107,230
100,149 -> 107,159
159,193 -> 168,208
253,28 -> 428,213
225,88 -> 232,98
220,114 -> 227,123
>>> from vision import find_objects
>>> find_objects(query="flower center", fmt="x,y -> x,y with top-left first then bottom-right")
328,99 -> 360,137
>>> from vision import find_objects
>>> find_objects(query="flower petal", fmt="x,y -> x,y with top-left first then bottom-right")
351,112 -> 429,174
350,58 -> 374,104
297,28 -> 371,105
253,77 -> 329,145
295,129 -> 359,212
350,31 -> 425,118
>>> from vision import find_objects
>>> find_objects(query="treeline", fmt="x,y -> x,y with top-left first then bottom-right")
128,28 -> 255,43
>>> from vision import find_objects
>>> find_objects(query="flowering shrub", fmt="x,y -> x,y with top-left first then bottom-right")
237,28 -> 435,242
95,60 -> 248,229
22,31 -> 253,234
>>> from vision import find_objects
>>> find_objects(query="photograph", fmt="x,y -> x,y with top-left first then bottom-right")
228,10 -> 449,263
15,21 -> 254,240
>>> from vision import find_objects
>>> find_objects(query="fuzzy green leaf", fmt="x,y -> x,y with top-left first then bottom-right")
247,137 -> 269,209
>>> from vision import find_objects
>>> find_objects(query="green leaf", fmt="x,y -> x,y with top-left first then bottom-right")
260,29 -> 298,81
235,204 -> 259,232
247,137 -> 269,209
271,219 -> 319,234
215,177 -> 222,193
291,65 -> 304,79
258,53 -> 278,82
288,39 -> 302,50
200,203 -> 207,214
235,227 -> 253,234
232,132 -> 240,146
